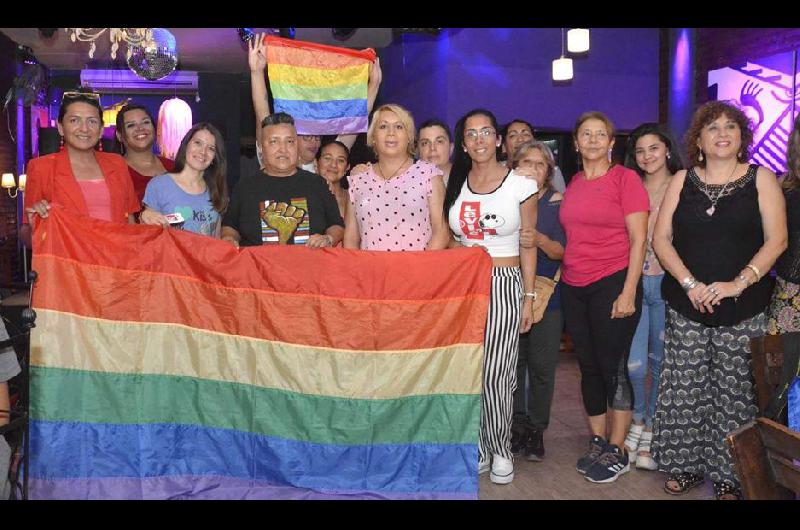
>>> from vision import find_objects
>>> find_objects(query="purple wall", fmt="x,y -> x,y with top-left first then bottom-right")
379,28 -> 660,132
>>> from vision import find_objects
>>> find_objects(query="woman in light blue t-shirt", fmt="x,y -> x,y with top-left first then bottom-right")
140,122 -> 228,237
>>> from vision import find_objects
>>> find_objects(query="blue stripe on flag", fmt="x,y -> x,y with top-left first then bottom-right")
30,420 -> 479,495
274,98 -> 367,121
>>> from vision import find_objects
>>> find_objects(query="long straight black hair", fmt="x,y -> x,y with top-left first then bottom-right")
442,108 -> 501,218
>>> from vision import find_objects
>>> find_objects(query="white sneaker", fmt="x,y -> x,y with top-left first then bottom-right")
489,455 -> 514,484
479,457 -> 490,475
635,430 -> 658,470
624,423 -> 644,464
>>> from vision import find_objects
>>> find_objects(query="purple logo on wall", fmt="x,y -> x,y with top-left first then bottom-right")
708,52 -> 800,175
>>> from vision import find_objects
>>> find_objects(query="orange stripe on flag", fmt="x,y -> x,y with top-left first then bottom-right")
33,255 -> 488,351
267,43 -> 369,70
263,35 -> 376,63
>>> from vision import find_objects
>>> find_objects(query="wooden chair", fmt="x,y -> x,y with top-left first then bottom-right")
726,417 -> 800,500
749,335 -> 785,415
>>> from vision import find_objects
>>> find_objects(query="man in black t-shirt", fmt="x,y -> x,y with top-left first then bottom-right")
222,113 -> 345,248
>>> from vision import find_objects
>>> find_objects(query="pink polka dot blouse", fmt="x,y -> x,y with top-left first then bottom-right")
348,160 -> 442,251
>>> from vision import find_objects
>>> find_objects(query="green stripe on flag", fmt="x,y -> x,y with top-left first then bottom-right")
30,367 -> 480,446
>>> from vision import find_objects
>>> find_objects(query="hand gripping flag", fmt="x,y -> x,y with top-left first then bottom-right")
265,35 -> 376,136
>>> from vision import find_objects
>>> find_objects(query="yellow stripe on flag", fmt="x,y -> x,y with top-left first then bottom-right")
31,309 -> 483,400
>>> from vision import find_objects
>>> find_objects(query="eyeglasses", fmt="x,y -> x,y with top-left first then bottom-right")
464,128 -> 496,142
62,91 -> 101,103
506,131 -> 533,141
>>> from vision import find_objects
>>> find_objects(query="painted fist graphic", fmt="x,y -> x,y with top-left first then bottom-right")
261,201 -> 306,244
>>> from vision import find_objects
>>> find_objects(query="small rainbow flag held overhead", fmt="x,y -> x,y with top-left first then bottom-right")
27,208 -> 489,500
265,35 -> 376,136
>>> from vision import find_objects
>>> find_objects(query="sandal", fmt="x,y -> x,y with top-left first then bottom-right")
664,472 -> 704,495
635,430 -> 658,471
713,481 -> 742,500
624,423 -> 644,461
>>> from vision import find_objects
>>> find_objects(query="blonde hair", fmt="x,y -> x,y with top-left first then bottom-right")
367,104 -> 416,157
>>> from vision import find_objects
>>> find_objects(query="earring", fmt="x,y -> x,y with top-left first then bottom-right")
698,150 -> 703,162
666,151 -> 671,159
59,135 -> 64,152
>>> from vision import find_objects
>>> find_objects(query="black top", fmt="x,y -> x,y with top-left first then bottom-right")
662,164 -> 773,326
222,169 -> 344,247
775,187 -> 800,284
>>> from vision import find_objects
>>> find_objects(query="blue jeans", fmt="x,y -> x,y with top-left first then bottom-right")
628,274 -> 665,427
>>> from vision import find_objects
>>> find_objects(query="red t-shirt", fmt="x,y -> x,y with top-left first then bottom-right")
127,156 -> 175,206
559,165 -> 649,287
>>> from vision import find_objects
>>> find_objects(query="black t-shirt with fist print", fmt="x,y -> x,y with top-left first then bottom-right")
223,169 -> 344,247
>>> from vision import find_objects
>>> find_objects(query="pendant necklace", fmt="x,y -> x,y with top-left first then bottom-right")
701,163 -> 738,216
377,158 -> 410,181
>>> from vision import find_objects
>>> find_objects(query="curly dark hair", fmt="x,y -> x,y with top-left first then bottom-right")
685,101 -> 753,168
784,113 -> 800,191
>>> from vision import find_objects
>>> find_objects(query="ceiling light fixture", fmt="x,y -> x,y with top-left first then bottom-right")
65,28 -> 153,60
567,28 -> 590,53
552,28 -> 573,82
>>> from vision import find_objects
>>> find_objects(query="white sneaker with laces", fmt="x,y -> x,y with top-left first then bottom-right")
490,454 -> 514,484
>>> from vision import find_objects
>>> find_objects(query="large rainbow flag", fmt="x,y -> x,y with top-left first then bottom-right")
265,35 -> 376,136
27,208 -> 490,499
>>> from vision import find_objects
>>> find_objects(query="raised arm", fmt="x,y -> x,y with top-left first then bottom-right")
249,33 -> 271,149
338,57 -> 382,150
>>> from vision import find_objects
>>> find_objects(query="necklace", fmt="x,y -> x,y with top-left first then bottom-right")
377,158 -> 410,181
701,163 -> 738,216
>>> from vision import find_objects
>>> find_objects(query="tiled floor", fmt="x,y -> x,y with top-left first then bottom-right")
478,350 -> 714,500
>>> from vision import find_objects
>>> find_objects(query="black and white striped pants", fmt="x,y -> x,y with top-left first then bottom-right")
479,267 -> 523,462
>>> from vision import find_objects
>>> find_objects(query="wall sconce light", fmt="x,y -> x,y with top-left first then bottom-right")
567,28 -> 590,53
552,29 -> 574,82
2,173 -> 25,198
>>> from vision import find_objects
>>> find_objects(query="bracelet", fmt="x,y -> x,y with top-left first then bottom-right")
681,276 -> 698,291
524,292 -> 538,300
735,274 -> 751,288
323,235 -> 334,247
745,264 -> 761,281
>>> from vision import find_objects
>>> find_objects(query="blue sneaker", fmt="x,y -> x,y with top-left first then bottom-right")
576,435 -> 607,474
585,444 -> 630,483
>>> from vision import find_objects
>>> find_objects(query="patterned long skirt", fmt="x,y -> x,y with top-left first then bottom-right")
651,306 -> 765,487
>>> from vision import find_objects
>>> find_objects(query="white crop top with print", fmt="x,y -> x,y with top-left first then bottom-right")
448,170 -> 538,258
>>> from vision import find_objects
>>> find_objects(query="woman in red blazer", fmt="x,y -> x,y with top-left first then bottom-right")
24,91 -> 140,226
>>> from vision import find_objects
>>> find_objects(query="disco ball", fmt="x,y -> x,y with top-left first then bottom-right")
127,28 -> 178,81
